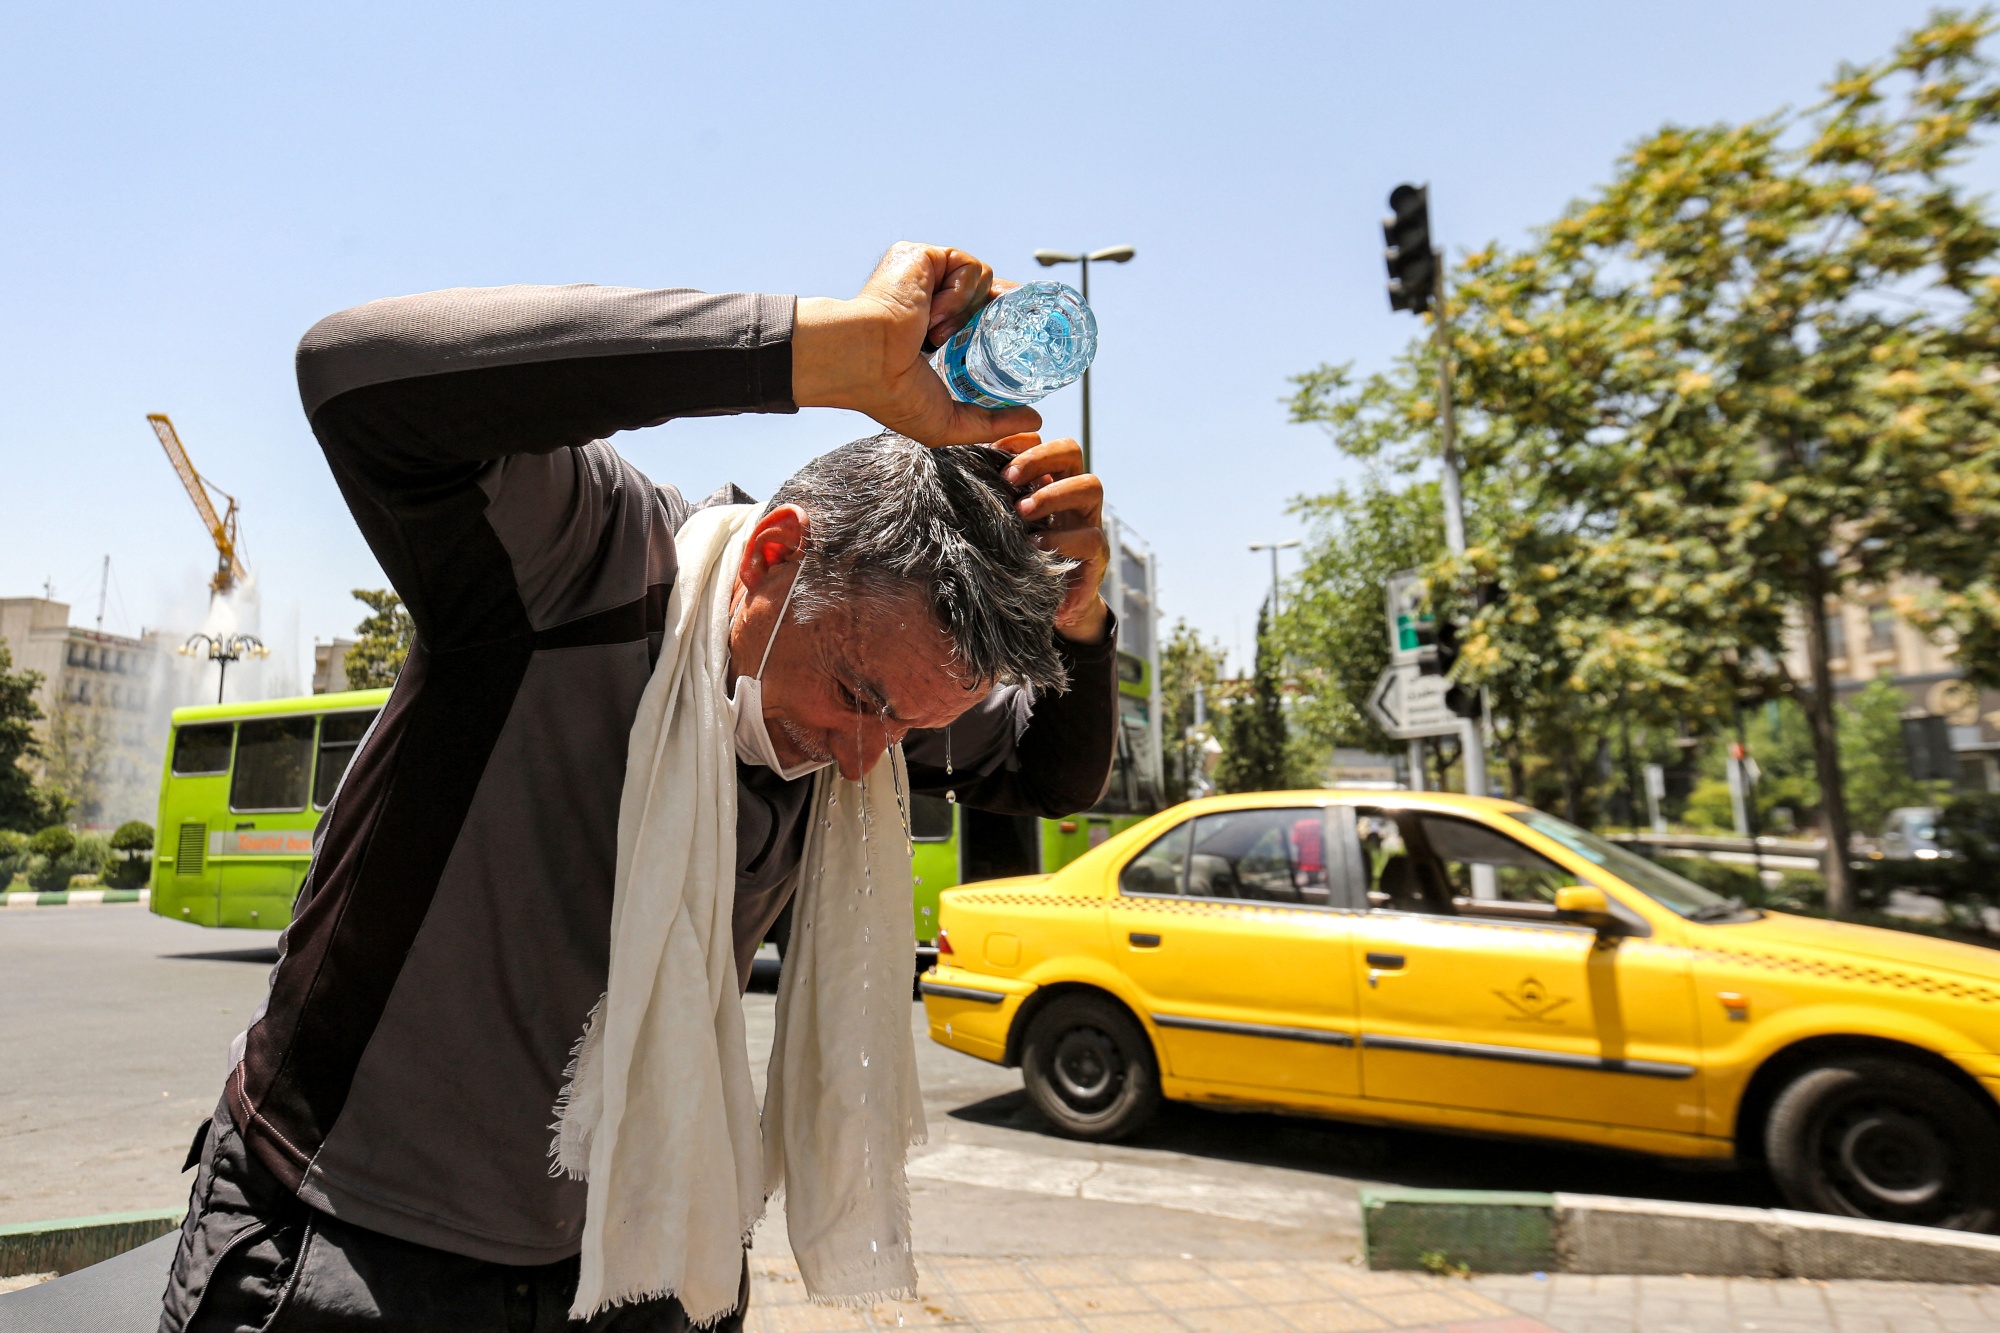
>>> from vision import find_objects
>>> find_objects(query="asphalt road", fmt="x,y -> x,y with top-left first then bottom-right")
2,903 -> 1780,1260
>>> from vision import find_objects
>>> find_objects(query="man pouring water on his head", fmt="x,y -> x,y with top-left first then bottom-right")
158,244 -> 1118,1333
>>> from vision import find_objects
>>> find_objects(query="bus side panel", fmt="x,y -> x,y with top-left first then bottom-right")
216,842 -> 313,930
1042,819 -> 1092,873
152,768 -> 226,928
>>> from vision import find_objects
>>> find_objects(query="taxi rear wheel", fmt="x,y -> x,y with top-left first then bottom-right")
1766,1058 -> 2000,1231
1021,993 -> 1160,1142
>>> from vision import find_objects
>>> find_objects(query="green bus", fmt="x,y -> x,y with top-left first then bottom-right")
151,688 -> 389,928
152,651 -> 1163,940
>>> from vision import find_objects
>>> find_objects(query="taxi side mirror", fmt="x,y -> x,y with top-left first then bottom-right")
1554,884 -> 1623,934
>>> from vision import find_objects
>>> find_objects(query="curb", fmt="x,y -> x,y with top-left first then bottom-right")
1361,1189 -> 1558,1274
1,889 -> 149,909
1362,1187 -> 2000,1282
0,1210 -> 182,1278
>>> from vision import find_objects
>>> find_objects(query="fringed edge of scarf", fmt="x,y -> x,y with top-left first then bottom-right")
547,992 -> 605,1180
570,1279 -> 750,1330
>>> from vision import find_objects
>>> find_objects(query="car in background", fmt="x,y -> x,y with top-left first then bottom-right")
921,790 -> 2000,1232
1878,806 -> 1946,861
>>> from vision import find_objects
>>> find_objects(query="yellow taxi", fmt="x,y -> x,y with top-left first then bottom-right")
920,790 -> 2000,1231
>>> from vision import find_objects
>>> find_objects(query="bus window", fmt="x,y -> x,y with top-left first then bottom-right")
231,717 -> 316,812
314,711 -> 378,808
910,794 -> 954,842
172,723 -> 234,776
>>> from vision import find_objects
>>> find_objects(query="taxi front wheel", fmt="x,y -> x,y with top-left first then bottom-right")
1766,1057 -> 2000,1232
1021,993 -> 1161,1141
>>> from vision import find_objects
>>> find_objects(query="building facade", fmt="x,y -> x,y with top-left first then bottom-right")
1785,581 -> 1999,793
0,597 -> 168,826
312,638 -> 355,694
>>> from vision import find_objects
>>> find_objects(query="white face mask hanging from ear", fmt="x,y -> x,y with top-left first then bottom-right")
728,565 -> 833,781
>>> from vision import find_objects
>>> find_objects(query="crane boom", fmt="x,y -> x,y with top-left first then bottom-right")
147,413 -> 244,595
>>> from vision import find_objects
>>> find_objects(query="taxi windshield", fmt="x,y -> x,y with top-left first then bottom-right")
1506,809 -> 1731,918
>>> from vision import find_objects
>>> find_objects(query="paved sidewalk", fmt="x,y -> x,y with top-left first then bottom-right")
742,1253 -> 2000,1333
747,1253 -> 1532,1332
1477,1271 -> 2000,1333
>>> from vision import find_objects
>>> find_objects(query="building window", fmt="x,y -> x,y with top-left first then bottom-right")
1823,603 -> 1847,660
1868,603 -> 1897,653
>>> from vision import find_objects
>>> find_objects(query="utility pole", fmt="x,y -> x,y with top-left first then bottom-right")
1382,183 -> 1488,797
1248,540 -> 1299,617
1033,245 -> 1136,473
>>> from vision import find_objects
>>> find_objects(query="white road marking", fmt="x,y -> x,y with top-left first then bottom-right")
906,1142 -> 1343,1229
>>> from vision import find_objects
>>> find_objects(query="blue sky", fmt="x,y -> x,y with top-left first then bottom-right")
1,1 -> 1985,683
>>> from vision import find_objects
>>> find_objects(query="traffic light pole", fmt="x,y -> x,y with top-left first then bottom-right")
1431,265 -> 1489,801
1079,255 -> 1092,474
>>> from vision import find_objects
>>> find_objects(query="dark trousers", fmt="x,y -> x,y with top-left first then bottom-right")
159,1102 -> 745,1333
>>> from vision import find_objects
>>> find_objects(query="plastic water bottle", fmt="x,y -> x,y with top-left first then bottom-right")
931,281 -> 1098,409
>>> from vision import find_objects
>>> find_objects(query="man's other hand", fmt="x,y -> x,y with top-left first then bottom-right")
793,243 -> 1044,446
997,434 -> 1111,645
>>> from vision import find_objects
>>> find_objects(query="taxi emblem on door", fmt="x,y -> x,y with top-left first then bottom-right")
1496,976 -> 1571,1024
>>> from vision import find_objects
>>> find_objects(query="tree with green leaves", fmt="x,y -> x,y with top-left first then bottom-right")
0,642 -> 67,834
1291,12 -> 2000,910
1273,479 -> 1442,759
1215,604 -> 1299,794
345,588 -> 415,689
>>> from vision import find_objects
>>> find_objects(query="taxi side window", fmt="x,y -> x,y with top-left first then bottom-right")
1415,814 -> 1571,904
1119,822 -> 1191,897
1184,808 -> 1331,905
1355,809 -> 1453,914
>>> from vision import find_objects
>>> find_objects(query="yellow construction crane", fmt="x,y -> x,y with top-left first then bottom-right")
147,413 -> 245,596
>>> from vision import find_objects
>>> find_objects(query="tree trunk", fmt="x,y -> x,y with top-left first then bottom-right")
1800,580 -> 1856,914
1562,743 -> 1582,825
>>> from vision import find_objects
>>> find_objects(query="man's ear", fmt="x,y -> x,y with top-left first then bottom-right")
738,505 -> 809,593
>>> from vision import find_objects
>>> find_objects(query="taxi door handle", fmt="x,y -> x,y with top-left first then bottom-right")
1129,932 -> 1162,948
1365,952 -> 1405,988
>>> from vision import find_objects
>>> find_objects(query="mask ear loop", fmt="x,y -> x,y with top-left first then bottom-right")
754,564 -> 804,682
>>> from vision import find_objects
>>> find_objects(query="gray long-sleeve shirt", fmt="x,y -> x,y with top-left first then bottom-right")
224,284 -> 1116,1266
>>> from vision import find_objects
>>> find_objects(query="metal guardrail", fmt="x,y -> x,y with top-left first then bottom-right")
1614,831 -> 1825,856
1608,831 -> 1826,872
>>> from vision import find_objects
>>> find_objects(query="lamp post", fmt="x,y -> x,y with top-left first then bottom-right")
180,632 -> 268,705
1248,539 -> 1300,616
1032,244 -> 1135,473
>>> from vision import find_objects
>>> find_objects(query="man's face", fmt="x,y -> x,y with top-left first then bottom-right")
730,507 -> 990,781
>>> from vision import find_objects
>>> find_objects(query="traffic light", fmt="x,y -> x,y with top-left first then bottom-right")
1383,184 -> 1437,314
1432,619 -> 1483,718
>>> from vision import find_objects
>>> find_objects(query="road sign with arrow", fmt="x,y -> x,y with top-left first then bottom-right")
1367,664 -> 1460,740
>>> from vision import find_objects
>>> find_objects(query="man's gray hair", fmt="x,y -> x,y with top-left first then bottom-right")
769,431 -> 1073,691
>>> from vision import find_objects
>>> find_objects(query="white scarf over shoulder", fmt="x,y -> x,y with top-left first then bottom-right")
552,503 -> 925,1324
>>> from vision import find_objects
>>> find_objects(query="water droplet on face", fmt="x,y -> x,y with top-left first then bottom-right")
871,1240 -> 878,1253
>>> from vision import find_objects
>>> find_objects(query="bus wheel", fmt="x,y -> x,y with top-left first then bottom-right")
1021,994 -> 1159,1142
1765,1057 -> 2000,1231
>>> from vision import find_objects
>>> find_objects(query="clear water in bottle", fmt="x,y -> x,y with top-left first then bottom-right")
931,281 -> 1098,409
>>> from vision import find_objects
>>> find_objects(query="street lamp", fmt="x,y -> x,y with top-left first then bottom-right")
180,632 -> 268,705
1032,244 -> 1135,472
1248,540 -> 1300,616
